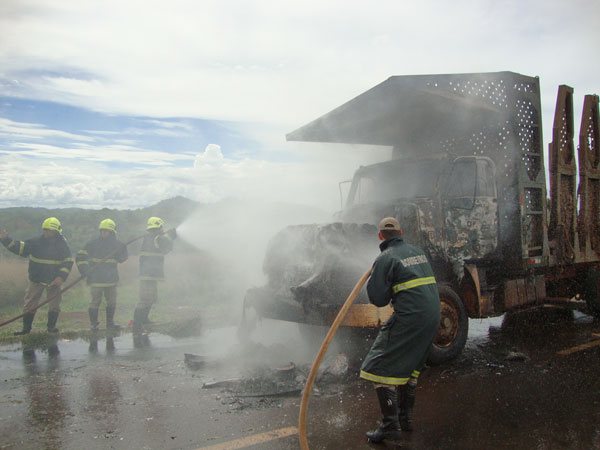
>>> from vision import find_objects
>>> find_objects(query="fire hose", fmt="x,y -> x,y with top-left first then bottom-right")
0,230 -> 173,329
298,267 -> 372,450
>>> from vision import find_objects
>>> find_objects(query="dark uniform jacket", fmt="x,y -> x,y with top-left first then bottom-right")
76,234 -> 128,287
139,230 -> 175,280
360,236 -> 441,385
1,234 -> 73,286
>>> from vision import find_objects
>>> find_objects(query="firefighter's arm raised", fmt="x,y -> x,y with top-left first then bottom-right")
0,229 -> 28,257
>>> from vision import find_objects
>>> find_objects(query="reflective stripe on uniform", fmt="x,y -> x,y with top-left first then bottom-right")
90,258 -> 119,264
140,251 -> 163,257
360,370 -> 409,386
30,255 -> 62,265
89,282 -> 118,287
392,276 -> 436,294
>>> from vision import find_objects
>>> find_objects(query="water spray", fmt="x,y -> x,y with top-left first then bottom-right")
298,267 -> 372,450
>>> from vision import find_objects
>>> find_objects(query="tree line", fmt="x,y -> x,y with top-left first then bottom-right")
0,196 -> 200,257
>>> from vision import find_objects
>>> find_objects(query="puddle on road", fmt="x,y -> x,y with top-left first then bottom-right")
0,319 -> 315,382
0,308 -> 598,450
0,309 -> 595,382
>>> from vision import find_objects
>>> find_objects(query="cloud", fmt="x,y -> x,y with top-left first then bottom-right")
0,129 -> 391,211
0,117 -> 94,142
1,0 -> 598,128
0,0 -> 598,212
194,144 -> 224,167
2,139 -> 194,167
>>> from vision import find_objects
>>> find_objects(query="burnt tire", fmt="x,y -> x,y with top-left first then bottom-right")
427,284 -> 468,365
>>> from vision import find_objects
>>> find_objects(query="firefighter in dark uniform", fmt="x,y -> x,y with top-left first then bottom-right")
76,219 -> 128,331
0,217 -> 73,335
361,217 -> 441,443
132,217 -> 176,335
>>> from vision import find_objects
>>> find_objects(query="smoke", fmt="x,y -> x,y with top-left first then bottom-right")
176,139 -> 390,285
176,198 -> 330,294
171,200 -> 343,366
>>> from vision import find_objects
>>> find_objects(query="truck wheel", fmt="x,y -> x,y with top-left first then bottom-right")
427,284 -> 469,365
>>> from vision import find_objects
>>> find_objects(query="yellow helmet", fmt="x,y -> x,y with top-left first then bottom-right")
146,217 -> 164,230
99,218 -> 116,233
42,217 -> 62,233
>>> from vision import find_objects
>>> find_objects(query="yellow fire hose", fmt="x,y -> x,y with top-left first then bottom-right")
298,267 -> 372,450
0,230 -> 171,329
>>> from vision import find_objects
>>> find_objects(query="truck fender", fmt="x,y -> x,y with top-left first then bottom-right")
460,264 -> 482,318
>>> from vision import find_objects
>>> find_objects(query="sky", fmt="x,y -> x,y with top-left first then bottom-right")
1,0 -> 599,212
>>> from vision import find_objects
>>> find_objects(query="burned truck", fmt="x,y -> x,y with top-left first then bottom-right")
243,71 -> 600,364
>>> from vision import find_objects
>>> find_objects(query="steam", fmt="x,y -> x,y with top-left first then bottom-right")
176,199 -> 330,294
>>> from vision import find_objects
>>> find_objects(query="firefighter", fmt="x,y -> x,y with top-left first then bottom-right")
0,217 -> 73,335
360,217 -> 441,443
132,217 -> 176,335
76,219 -> 128,331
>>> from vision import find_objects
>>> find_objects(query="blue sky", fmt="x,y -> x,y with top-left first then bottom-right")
0,0 -> 598,211
0,96 -> 261,167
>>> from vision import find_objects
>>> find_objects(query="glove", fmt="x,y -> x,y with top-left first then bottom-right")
167,228 -> 177,239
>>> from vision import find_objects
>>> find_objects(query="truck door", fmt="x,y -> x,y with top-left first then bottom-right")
441,157 -> 498,261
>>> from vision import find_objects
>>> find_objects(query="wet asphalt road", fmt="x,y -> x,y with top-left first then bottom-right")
0,307 -> 599,450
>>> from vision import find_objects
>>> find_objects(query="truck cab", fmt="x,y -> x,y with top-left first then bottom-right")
341,155 -> 499,269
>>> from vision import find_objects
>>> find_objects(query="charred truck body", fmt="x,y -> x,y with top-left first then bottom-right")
244,71 -> 600,364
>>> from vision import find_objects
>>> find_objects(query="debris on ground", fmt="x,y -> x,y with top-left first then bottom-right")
197,349 -> 354,411
202,379 -> 241,389
505,351 -> 529,362
184,353 -> 219,370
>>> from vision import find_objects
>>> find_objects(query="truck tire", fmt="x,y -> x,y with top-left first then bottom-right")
427,284 -> 469,365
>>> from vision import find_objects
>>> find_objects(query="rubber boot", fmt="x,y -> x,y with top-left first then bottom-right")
47,311 -> 59,333
88,308 -> 99,331
14,312 -> 35,336
398,383 -> 416,431
365,386 -> 402,443
106,306 -> 120,330
132,307 -> 146,335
